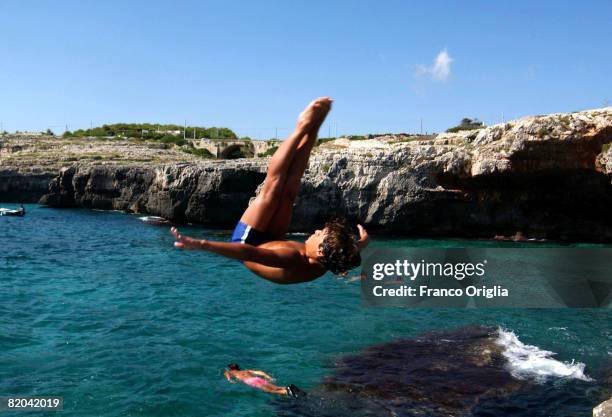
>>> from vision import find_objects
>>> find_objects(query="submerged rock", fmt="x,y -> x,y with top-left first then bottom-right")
276,327 -> 522,416
274,327 -> 601,417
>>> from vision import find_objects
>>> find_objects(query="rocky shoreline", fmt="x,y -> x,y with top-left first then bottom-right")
1,108 -> 611,241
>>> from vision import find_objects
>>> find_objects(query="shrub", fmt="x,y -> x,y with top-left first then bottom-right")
257,145 -> 278,157
315,137 -> 336,146
536,127 -> 549,138
559,116 -> 571,129
446,118 -> 484,133
160,135 -> 187,146
183,147 -> 214,158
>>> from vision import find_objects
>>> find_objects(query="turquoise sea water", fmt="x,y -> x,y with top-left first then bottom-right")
1,205 -> 610,416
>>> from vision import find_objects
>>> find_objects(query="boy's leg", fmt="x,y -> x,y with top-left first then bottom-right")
259,384 -> 289,395
239,98 -> 331,232
265,119 -> 324,238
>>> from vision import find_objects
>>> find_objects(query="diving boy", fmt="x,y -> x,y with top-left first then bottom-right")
172,98 -> 369,284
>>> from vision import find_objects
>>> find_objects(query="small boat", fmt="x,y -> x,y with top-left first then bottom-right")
139,216 -> 170,225
0,207 -> 25,217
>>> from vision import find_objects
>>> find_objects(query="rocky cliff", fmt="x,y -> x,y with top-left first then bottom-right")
39,162 -> 266,226
0,168 -> 56,203
3,108 -> 612,241
290,108 -> 612,241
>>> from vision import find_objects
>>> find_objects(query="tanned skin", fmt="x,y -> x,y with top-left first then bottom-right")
171,98 -> 369,284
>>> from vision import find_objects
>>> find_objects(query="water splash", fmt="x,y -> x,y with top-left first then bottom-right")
496,328 -> 592,382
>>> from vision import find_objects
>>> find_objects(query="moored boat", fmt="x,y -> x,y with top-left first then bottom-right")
139,216 -> 170,225
0,207 -> 25,217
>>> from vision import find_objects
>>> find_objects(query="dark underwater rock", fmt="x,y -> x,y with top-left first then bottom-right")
275,327 -> 522,417
273,326 -> 603,417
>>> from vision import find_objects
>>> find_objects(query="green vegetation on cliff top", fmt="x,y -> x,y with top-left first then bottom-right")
64,123 -> 237,140
446,118 -> 485,133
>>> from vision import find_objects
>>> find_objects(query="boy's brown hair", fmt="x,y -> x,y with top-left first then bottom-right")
318,218 -> 361,275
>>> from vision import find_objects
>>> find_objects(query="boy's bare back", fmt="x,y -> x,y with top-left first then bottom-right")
243,240 -> 326,284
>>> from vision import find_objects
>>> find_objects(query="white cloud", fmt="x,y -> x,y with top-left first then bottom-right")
414,48 -> 453,82
432,49 -> 453,81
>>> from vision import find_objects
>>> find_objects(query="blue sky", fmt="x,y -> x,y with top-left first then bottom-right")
1,1 -> 610,138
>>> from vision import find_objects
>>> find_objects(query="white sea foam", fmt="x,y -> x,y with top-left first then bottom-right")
496,328 -> 592,382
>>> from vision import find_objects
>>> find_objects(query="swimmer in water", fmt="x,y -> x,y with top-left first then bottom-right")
171,97 -> 369,284
224,364 -> 304,397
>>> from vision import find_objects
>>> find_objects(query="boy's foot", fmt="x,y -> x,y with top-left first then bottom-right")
297,97 -> 333,131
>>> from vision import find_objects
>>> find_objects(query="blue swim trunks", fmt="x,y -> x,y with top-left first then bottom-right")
230,221 -> 274,245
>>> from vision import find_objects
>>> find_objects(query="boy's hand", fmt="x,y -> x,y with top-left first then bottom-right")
224,371 -> 236,383
171,227 -> 206,250
356,224 -> 370,250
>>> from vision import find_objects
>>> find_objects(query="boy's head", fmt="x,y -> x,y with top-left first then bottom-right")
227,363 -> 240,371
305,218 -> 361,275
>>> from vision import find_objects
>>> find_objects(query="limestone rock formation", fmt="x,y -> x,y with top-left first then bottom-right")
289,108 -> 612,241
2,107 -> 611,240
39,162 -> 266,226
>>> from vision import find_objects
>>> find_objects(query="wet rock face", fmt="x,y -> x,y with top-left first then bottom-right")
29,107 -> 612,240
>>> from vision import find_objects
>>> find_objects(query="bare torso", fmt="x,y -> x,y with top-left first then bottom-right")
243,240 -> 327,284
230,370 -> 260,381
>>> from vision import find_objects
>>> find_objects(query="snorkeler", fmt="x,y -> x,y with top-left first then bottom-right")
171,97 -> 369,284
224,364 -> 305,398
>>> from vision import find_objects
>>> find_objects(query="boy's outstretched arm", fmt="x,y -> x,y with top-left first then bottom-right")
171,227 -> 300,268
224,371 -> 236,383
